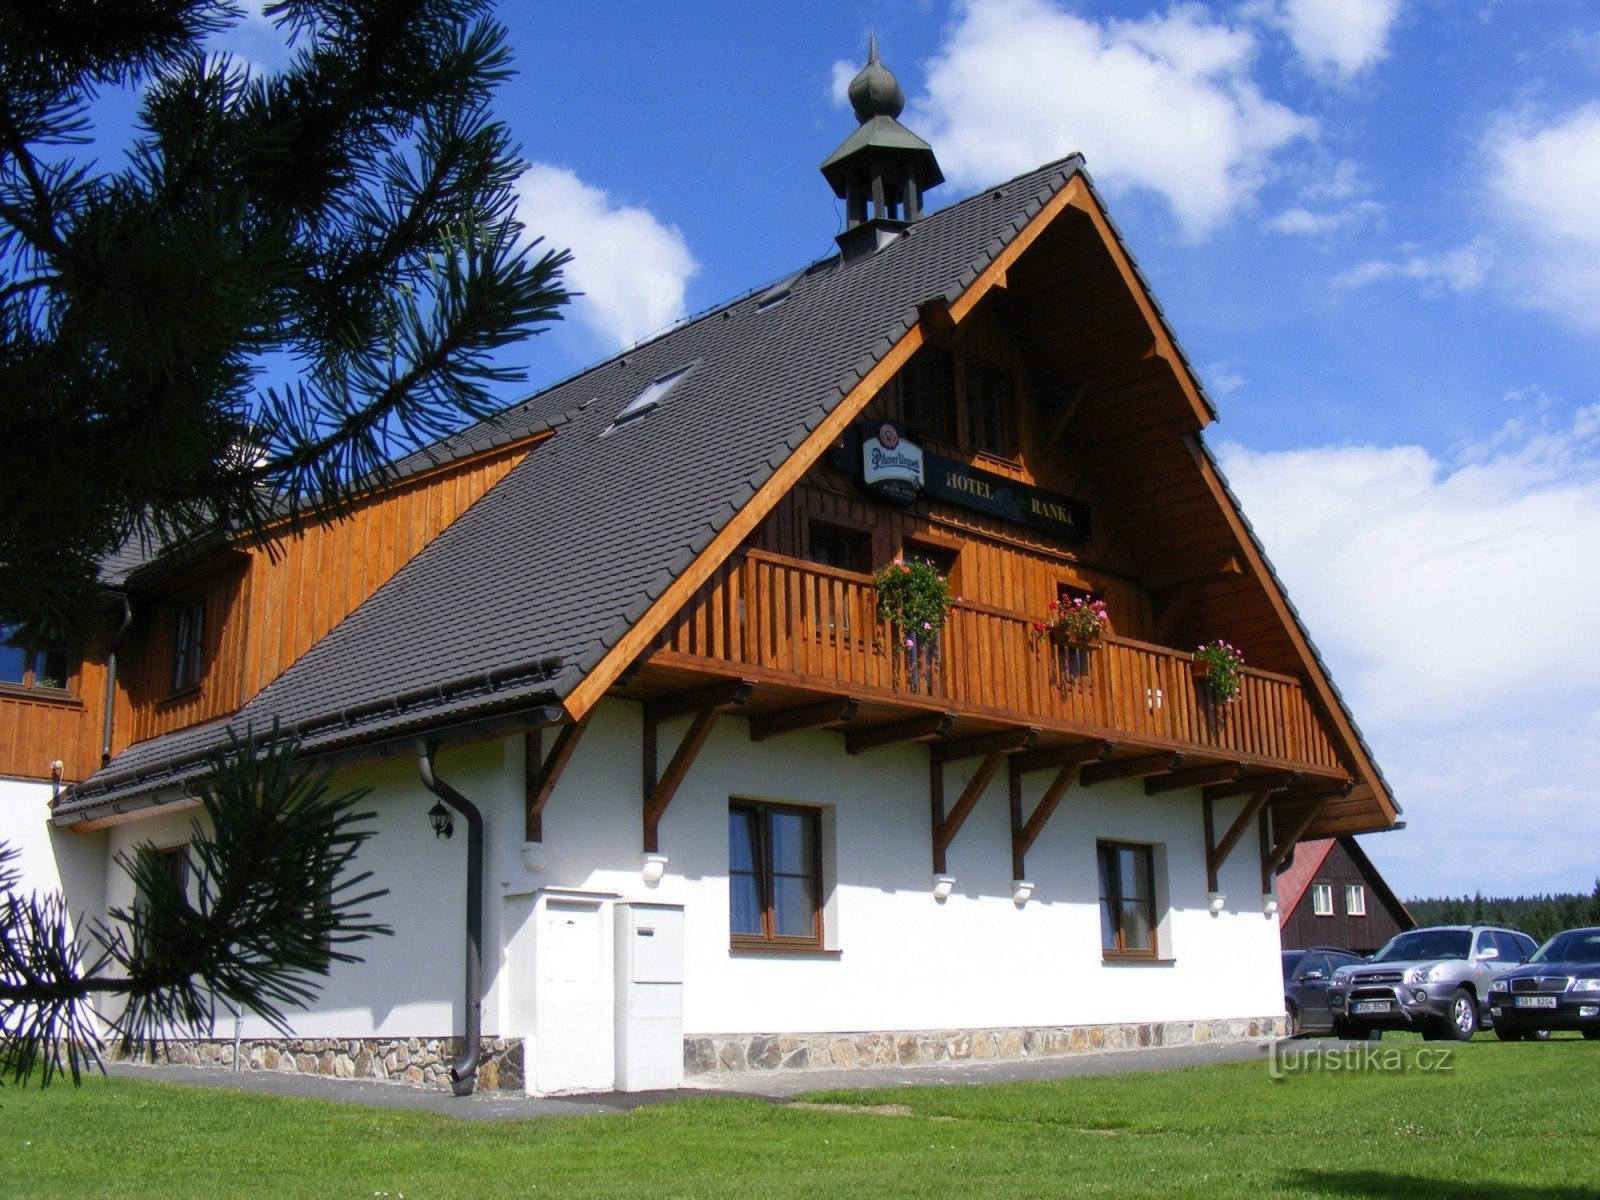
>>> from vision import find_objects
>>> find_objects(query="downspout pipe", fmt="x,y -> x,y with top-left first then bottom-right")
415,739 -> 484,1097
101,595 -> 134,765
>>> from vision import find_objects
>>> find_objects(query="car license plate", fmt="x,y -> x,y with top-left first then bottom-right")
1515,995 -> 1558,1009
1353,1001 -> 1392,1014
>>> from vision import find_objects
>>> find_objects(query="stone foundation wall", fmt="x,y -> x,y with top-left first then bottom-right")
684,1015 -> 1285,1076
127,1036 -> 525,1092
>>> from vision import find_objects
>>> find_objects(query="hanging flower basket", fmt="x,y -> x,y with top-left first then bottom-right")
1030,595 -> 1108,649
874,558 -> 955,696
1191,640 -> 1245,703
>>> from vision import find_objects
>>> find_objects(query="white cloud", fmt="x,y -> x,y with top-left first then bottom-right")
1219,404 -> 1600,893
830,59 -> 857,107
1206,360 -> 1248,395
1331,237 -> 1494,295
209,0 -> 292,74
1486,104 -> 1600,331
1265,200 -> 1381,235
513,164 -> 699,352
1274,0 -> 1403,80
912,0 -> 1316,240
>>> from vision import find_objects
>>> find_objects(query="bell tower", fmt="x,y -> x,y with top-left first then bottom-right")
821,36 -> 944,261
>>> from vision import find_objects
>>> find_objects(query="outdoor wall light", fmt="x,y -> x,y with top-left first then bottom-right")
641,853 -> 668,886
1207,891 -> 1227,914
1011,879 -> 1034,905
1261,893 -> 1279,917
932,874 -> 956,901
427,800 -> 454,839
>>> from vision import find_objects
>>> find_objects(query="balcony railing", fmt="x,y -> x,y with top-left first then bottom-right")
653,549 -> 1343,774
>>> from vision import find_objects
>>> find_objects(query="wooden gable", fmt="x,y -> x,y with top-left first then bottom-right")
595,172 -> 1395,840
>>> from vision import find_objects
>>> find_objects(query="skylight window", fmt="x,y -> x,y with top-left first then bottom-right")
613,362 -> 696,426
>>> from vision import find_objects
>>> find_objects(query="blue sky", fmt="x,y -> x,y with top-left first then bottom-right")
223,2 -> 1599,898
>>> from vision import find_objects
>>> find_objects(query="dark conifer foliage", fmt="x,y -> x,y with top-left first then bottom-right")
0,728 -> 389,1086
0,0 -> 570,646
1406,887 -> 1600,946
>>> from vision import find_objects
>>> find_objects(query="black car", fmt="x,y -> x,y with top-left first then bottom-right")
1488,926 -> 1600,1041
1284,948 -> 1366,1036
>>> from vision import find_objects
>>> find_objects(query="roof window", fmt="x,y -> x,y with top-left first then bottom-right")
612,362 -> 696,427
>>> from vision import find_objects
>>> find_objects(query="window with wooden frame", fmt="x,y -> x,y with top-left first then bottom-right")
900,345 -> 957,444
1098,840 -> 1158,958
1311,882 -> 1334,917
964,359 -> 1016,458
0,625 -> 72,693
137,844 -> 190,915
729,801 -> 823,949
807,521 -> 872,574
1345,884 -> 1367,917
171,601 -> 205,693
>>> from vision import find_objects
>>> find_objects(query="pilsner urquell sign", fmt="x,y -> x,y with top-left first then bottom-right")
835,421 -> 1091,542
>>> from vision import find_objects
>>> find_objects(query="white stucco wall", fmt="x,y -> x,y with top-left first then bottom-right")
1,777 -> 107,931
97,737 -> 521,1042
70,694 -> 1282,1048
505,698 -> 1284,1037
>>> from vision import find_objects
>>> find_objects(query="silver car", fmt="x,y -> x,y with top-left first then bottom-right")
1327,925 -> 1537,1041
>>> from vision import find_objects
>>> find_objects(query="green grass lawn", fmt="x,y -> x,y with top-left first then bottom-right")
2,1039 -> 1597,1199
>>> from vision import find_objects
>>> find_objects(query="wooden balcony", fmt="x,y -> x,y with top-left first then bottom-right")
641,549 -> 1346,778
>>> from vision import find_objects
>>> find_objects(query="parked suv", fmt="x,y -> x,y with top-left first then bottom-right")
1327,925 -> 1537,1041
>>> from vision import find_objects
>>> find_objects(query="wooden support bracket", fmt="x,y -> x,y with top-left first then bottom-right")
1042,380 -> 1089,456
1080,752 -> 1184,787
1151,578 -> 1200,646
748,696 -> 859,742
1260,793 -> 1335,889
642,680 -> 753,853
1008,741 -> 1112,880
931,751 -> 1007,874
934,727 -> 1038,764
646,679 -> 753,724
523,714 -> 592,842
1205,785 -> 1276,892
1144,761 -> 1243,795
1011,740 -> 1114,776
1203,770 -> 1298,801
846,711 -> 954,755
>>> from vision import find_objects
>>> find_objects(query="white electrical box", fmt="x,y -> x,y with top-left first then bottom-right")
613,902 -> 684,1091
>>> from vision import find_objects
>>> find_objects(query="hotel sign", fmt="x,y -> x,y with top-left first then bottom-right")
834,422 -> 1091,542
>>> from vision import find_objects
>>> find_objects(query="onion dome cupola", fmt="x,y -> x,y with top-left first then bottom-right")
821,36 -> 944,260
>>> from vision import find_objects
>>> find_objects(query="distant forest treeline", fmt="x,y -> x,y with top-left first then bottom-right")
1406,885 -> 1600,947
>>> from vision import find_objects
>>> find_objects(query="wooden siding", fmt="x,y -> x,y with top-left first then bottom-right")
122,447 -> 528,746
0,443 -> 531,784
652,549 -> 1345,776
1280,840 -> 1411,955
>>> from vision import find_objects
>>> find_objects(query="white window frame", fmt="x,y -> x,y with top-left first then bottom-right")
1311,882 -> 1334,917
1345,884 -> 1367,917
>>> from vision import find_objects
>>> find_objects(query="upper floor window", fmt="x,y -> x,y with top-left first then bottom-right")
807,521 -> 871,574
729,801 -> 823,949
965,361 -> 1015,457
172,602 -> 205,693
1344,884 -> 1367,917
900,346 -> 957,444
1311,882 -> 1334,917
1099,840 -> 1158,958
0,625 -> 71,692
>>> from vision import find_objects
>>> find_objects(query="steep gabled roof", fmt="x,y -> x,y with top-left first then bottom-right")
1276,837 -> 1337,919
1278,836 -> 1413,929
60,156 -> 1102,817
56,153 -> 1397,835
